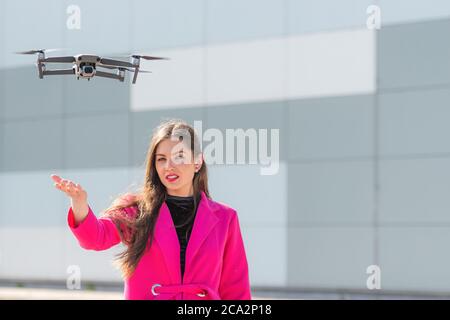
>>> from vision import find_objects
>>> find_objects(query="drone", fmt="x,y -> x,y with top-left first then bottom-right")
15,49 -> 168,84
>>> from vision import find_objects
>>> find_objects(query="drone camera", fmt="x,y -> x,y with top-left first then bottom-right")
80,63 -> 96,77
83,66 -> 94,73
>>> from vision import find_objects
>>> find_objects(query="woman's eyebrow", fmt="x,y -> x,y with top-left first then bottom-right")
156,150 -> 183,156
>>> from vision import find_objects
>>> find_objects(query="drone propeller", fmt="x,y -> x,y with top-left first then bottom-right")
130,54 -> 168,60
131,69 -> 151,73
15,48 -> 64,55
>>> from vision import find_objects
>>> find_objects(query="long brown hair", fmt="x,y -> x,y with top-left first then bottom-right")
101,119 -> 210,279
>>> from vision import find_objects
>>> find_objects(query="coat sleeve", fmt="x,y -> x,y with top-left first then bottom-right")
218,211 -> 252,300
67,205 -> 121,251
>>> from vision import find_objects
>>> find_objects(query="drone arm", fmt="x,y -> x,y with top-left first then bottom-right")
41,56 -> 76,63
132,68 -> 139,84
42,69 -> 75,76
96,70 -> 124,82
99,58 -> 134,68
37,63 -> 44,79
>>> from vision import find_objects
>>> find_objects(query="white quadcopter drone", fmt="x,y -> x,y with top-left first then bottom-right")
15,48 -> 167,84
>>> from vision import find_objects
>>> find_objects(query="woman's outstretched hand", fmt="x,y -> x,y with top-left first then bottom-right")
51,174 -> 87,202
51,174 -> 89,225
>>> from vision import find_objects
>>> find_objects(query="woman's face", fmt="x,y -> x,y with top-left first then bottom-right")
155,138 -> 202,197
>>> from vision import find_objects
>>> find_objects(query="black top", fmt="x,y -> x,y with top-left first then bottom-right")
165,193 -> 201,280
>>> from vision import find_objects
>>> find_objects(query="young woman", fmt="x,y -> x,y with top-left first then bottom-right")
50,119 -> 251,300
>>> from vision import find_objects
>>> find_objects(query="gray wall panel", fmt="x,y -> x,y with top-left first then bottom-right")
0,123 -> 3,172
380,227 -> 450,292
0,172 -> 66,227
208,163 -> 287,226
65,113 -> 129,169
379,158 -> 450,223
0,0 -> 4,69
288,0 -> 374,34
206,0 -> 284,44
288,227 -> 374,289
3,67 -> 64,119
289,95 -> 375,160
288,161 -> 375,225
3,0 -> 64,68
206,101 -> 287,164
379,88 -> 450,156
378,19 -> 450,89
0,72 -> 3,121
3,118 -> 63,171
379,0 -> 450,26
132,0 -> 205,51
64,76 -> 130,115
62,0 -> 131,55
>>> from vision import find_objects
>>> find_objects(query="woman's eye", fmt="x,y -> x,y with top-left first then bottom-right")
157,158 -> 166,162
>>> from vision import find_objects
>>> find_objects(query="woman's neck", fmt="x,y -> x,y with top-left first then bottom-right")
167,186 -> 194,197
167,193 -> 193,199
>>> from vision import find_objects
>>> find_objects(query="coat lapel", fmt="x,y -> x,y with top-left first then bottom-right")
153,191 -> 219,284
154,201 -> 181,284
184,191 -> 219,281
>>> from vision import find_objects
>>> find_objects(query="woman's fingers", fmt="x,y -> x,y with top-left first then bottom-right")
60,179 -> 69,191
66,181 -> 77,194
50,174 -> 61,183
51,175 -> 85,198
51,175 -> 70,189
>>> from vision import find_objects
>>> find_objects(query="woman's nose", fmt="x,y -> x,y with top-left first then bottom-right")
164,158 -> 176,169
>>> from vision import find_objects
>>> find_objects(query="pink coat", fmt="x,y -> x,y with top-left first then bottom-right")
67,191 -> 252,300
